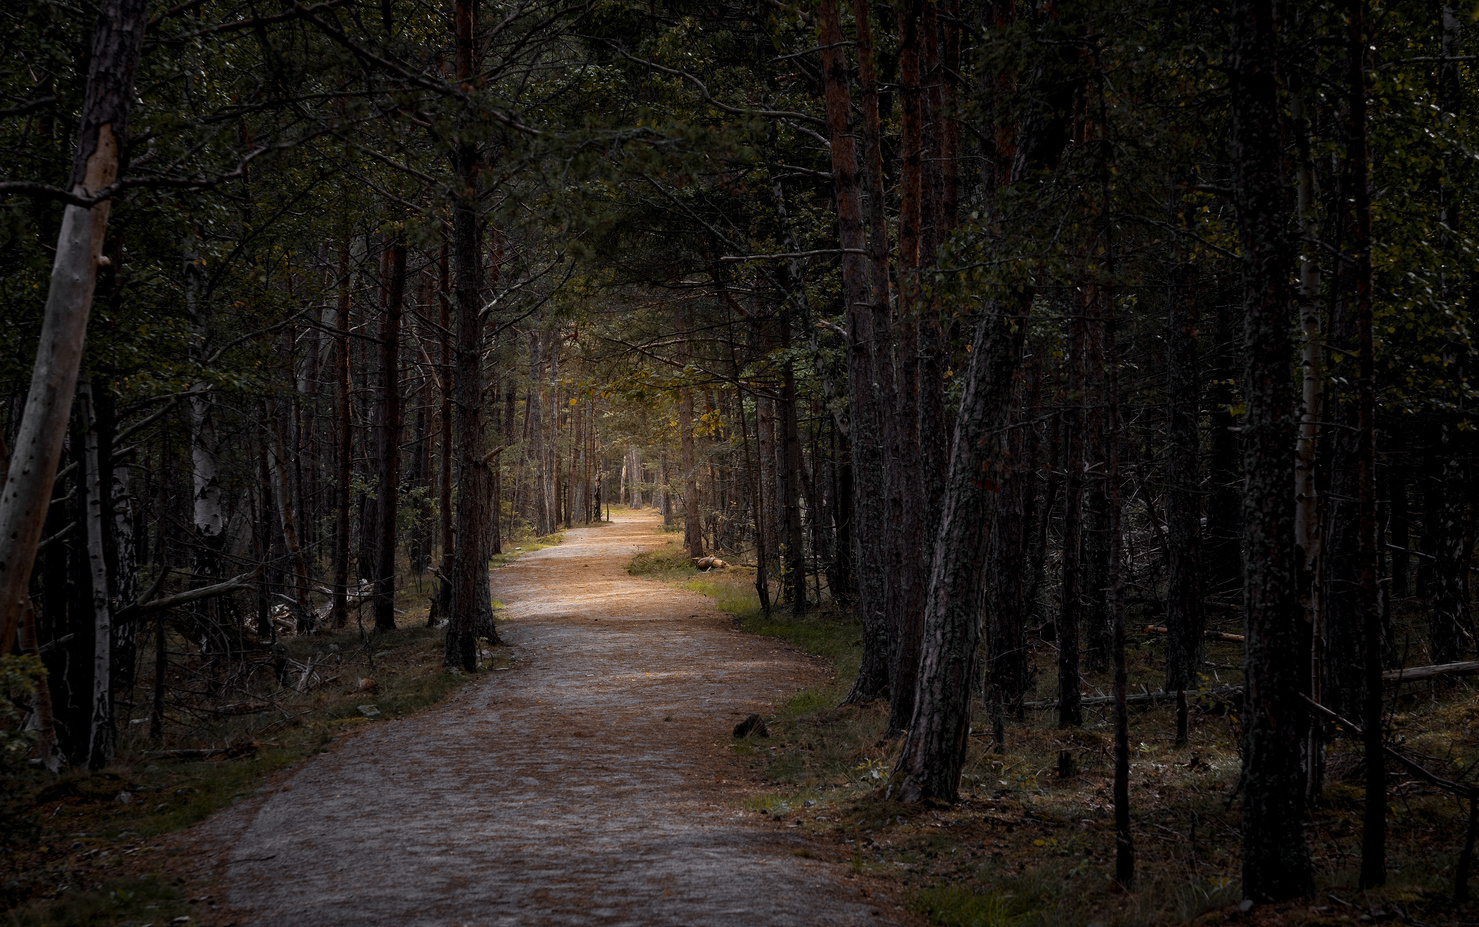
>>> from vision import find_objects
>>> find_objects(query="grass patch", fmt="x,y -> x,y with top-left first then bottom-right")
490,530 -> 565,568
634,527 -> 1479,923
909,883 -> 1036,927
3,876 -> 188,927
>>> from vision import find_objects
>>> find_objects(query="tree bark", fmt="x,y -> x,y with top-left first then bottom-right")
1205,296 -> 1244,596
989,350 -> 1040,723
1348,0 -> 1384,887
371,236 -> 406,633
431,242 -> 454,627
890,288 -> 1029,803
1164,223 -> 1204,716
1430,1 -> 1471,667
884,0 -> 929,737
1229,0 -> 1313,900
676,305 -> 704,560
845,0 -> 895,703
0,0 -> 149,654
269,424 -> 313,631
1058,301 -> 1088,729
79,382 -> 114,770
443,0 -> 497,667
185,243 -> 230,654
330,238 -> 353,628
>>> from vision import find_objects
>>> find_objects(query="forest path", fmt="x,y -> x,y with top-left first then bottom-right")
193,510 -> 909,926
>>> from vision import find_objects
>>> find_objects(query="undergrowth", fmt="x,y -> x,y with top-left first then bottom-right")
633,533 -> 1479,926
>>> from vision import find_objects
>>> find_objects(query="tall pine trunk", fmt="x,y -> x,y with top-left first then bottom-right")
889,289 -> 1030,803
371,237 -> 406,632
1348,0 -> 1384,887
1164,221 -> 1204,738
1229,0 -> 1313,900
331,238 -> 353,629
444,0 -> 495,668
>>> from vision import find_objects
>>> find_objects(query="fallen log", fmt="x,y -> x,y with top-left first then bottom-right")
1018,661 -> 1479,713
1142,625 -> 1246,643
148,742 -> 258,760
116,570 -> 257,622
1383,660 -> 1479,685
1021,684 -> 1243,711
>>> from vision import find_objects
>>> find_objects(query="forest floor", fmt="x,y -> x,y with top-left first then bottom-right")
7,514 -> 1479,927
624,550 -> 1479,927
102,508 -> 913,926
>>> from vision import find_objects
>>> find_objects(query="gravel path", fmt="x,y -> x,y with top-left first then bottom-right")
195,511 -> 909,926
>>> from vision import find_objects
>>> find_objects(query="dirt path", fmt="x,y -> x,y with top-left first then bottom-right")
194,511 -> 909,926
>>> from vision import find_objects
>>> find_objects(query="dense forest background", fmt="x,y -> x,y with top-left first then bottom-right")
4,0 -> 1479,918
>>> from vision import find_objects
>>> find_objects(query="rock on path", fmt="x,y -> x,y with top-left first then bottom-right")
194,511 -> 908,926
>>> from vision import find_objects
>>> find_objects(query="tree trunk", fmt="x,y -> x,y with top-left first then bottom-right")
269,424 -> 313,632
185,244 -> 229,654
98,387 -> 137,694
1205,296 -> 1244,596
884,0 -> 930,738
331,238 -> 353,629
542,331 -> 559,536
1348,0 -> 1384,887
443,0 -> 496,668
0,0 -> 149,653
1291,81 -> 1327,800
1229,0 -> 1313,900
676,306 -> 704,560
757,397 -> 780,580
778,362 -> 806,610
1164,225 -> 1204,716
1430,1 -> 1471,667
79,382 -> 114,770
254,442 -> 274,638
890,289 -> 1029,803
990,350 -> 1041,721
372,237 -> 406,633
1058,303 -> 1088,729
843,0 -> 895,705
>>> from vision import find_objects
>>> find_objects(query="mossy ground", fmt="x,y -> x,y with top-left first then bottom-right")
632,537 -> 1479,926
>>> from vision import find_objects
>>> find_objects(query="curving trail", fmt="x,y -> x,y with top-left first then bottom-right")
192,510 -> 908,926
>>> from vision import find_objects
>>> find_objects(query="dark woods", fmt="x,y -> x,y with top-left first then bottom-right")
1,0 -> 1478,912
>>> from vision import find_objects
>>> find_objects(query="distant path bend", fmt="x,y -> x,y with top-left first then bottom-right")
196,510 -> 908,926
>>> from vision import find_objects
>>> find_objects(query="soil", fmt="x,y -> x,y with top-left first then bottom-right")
184,511 -> 913,926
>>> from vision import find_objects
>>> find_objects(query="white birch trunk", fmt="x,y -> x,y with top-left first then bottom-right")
80,382 -> 114,768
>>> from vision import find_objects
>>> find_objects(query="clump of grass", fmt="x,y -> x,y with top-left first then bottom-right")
624,544 -> 695,578
3,876 -> 189,927
740,610 -> 862,685
490,530 -> 565,568
909,884 -> 1026,927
